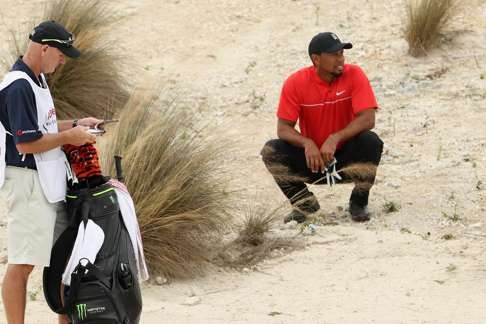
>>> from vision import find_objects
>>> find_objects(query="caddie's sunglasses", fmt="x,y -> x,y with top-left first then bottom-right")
41,34 -> 74,47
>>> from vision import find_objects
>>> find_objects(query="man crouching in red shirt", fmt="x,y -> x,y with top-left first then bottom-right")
261,32 -> 383,223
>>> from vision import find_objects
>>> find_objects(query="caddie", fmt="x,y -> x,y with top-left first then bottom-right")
0,20 -> 101,324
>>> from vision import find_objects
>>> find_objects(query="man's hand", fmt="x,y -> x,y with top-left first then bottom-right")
304,139 -> 325,173
320,134 -> 340,165
77,117 -> 103,128
16,126 -> 97,154
64,126 -> 96,146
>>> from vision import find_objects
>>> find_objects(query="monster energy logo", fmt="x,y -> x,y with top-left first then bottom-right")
76,303 -> 87,320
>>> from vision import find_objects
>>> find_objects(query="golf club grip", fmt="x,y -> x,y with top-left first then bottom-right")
114,155 -> 124,182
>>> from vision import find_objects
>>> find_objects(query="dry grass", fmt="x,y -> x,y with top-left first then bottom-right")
4,0 -> 129,119
44,0 -> 129,119
220,237 -> 300,269
215,201 -> 301,269
262,145 -> 377,192
214,162 -> 377,269
405,0 -> 456,57
383,201 -> 401,213
339,163 -> 377,192
266,163 -> 308,185
100,88 -> 232,279
237,204 -> 281,246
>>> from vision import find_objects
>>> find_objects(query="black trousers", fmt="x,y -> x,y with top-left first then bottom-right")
261,131 -> 383,208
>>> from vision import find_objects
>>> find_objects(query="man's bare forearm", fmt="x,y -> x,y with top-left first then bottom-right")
16,126 -> 96,154
331,109 -> 375,143
277,119 -> 312,148
16,133 -> 67,154
58,120 -> 75,132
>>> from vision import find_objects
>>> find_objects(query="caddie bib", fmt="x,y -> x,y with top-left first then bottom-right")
0,71 -> 70,203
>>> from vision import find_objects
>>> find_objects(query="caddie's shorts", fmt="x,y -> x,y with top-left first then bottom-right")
0,166 -> 69,266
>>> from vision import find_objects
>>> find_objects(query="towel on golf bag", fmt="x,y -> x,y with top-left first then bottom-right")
61,219 -> 105,286
108,179 -> 149,282
43,183 -> 143,324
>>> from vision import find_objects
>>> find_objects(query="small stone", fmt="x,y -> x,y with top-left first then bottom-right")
303,224 -> 317,235
29,290 -> 38,301
242,267 -> 250,273
386,182 -> 401,189
182,296 -> 201,306
188,287 -> 197,297
155,276 -> 168,285
441,233 -> 455,240
310,222 -> 319,230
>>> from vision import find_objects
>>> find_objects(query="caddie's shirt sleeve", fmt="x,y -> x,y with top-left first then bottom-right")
6,79 -> 43,144
277,75 -> 300,122
350,66 -> 378,114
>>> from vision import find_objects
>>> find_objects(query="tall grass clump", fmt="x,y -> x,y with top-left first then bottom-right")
238,204 -> 280,247
5,0 -> 129,119
100,89 -> 232,279
216,202 -> 301,269
405,0 -> 455,56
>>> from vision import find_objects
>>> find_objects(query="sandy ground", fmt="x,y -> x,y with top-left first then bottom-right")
0,0 -> 485,323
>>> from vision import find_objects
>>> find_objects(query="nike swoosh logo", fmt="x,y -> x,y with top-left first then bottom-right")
336,90 -> 346,96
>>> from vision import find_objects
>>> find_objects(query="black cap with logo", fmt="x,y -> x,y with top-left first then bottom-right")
29,20 -> 80,58
308,32 -> 352,56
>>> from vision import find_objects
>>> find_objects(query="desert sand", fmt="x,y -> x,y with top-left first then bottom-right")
0,0 -> 485,323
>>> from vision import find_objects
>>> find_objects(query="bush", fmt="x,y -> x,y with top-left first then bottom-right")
216,201 -> 300,269
405,0 -> 455,57
4,0 -> 129,119
100,89 -> 232,279
237,204 -> 280,247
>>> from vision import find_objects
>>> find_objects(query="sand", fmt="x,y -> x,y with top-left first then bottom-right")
0,0 -> 485,323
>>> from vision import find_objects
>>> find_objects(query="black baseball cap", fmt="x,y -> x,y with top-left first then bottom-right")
308,32 -> 352,56
29,20 -> 80,58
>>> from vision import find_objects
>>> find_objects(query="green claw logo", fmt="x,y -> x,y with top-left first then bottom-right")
76,303 -> 87,320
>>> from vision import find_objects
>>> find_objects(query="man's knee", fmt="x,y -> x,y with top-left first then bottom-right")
261,139 -> 299,177
356,131 -> 384,155
5,264 -> 34,281
261,139 -> 281,159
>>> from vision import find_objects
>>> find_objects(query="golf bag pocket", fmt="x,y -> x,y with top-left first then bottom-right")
67,260 -> 130,324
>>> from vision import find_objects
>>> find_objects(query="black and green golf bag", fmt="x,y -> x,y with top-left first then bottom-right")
43,182 -> 142,324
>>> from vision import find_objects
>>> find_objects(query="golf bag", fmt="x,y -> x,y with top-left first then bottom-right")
43,182 -> 142,324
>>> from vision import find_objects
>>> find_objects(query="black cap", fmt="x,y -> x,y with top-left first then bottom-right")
29,21 -> 80,58
308,32 -> 352,56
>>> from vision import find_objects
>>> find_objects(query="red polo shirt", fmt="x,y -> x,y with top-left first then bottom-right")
277,64 -> 378,148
